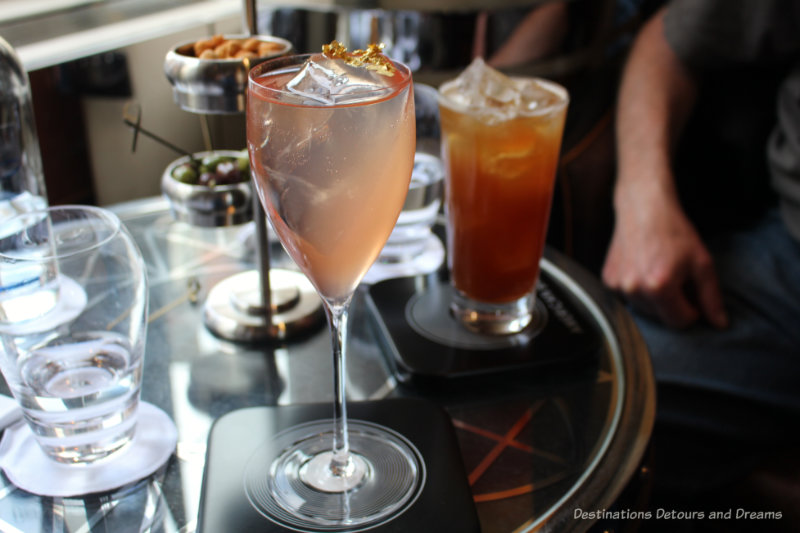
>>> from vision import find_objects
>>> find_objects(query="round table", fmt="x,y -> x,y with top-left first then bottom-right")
0,196 -> 654,533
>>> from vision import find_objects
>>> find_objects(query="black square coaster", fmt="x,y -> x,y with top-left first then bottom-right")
366,269 -> 602,385
198,398 -> 480,532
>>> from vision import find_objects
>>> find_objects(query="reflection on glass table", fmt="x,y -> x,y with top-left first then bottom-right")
0,196 -> 654,533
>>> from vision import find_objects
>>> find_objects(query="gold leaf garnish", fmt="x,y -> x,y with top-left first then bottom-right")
321,40 -> 396,76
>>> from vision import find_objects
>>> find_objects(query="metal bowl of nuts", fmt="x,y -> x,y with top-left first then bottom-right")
161,150 -> 254,227
164,34 -> 292,114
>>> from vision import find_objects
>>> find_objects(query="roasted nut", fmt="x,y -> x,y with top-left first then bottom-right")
258,41 -> 283,57
181,35 -> 285,60
214,40 -> 241,58
242,38 -> 261,52
194,34 -> 224,57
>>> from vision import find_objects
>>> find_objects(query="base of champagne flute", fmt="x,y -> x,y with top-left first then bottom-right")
245,419 -> 426,532
299,450 -> 369,492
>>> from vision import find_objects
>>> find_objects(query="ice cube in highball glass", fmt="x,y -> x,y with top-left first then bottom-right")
440,58 -> 523,123
519,80 -> 569,114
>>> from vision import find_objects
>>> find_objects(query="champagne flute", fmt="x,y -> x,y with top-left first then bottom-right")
246,47 -> 422,529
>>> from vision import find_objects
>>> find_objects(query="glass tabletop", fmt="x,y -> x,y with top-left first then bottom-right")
0,196 -> 654,533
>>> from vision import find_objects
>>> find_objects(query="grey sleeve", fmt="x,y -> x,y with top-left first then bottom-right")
662,0 -> 791,71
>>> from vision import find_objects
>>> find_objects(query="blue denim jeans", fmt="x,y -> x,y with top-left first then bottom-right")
631,208 -> 800,493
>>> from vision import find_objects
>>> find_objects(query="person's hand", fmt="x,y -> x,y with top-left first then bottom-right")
602,194 -> 729,329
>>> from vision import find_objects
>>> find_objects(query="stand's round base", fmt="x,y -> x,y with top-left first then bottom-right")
203,269 -> 323,342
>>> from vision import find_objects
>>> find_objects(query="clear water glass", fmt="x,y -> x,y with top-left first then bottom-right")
0,206 -> 148,464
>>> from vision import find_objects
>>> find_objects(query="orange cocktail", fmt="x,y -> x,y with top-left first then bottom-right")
439,59 -> 568,334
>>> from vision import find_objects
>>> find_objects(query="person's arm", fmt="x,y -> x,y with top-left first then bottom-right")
601,6 -> 728,329
487,2 -> 569,68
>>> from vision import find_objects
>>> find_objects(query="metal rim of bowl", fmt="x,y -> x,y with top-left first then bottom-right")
164,34 -> 293,114
161,150 -> 253,227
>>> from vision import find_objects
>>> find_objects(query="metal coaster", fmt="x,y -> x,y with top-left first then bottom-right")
367,267 -> 602,384
406,282 -> 548,350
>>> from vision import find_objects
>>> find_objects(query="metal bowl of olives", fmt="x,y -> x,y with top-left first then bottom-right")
161,150 -> 253,227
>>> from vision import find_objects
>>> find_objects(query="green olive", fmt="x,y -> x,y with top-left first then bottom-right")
172,163 -> 198,184
237,154 -> 249,172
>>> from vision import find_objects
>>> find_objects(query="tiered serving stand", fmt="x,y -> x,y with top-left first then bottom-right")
162,15 -> 323,343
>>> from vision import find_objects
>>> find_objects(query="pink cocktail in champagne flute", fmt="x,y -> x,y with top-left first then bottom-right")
247,43 -> 420,529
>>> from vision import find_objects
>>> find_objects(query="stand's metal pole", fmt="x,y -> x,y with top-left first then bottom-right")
253,185 -> 273,319
245,0 -> 274,324
244,0 -> 258,34
193,1 -> 323,342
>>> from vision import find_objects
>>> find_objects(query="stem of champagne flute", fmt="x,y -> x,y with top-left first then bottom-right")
325,299 -> 355,478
